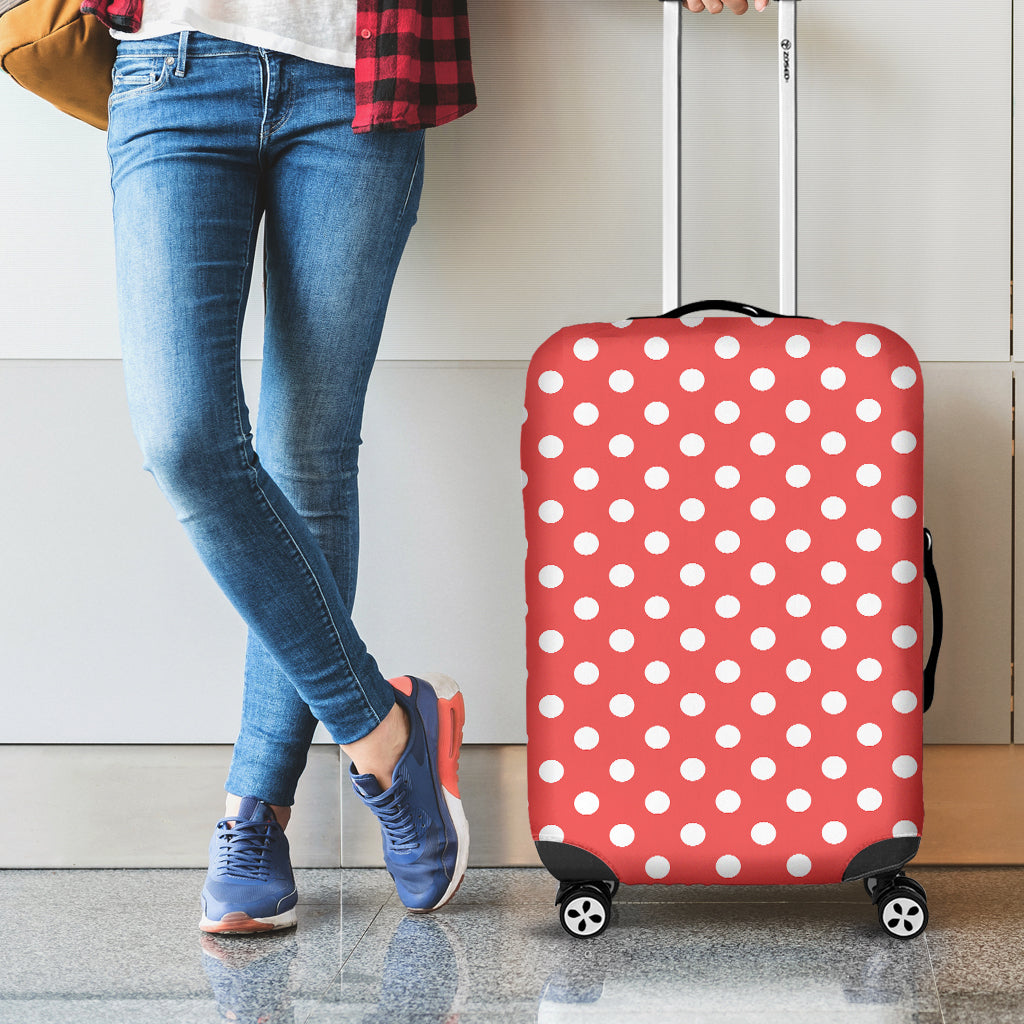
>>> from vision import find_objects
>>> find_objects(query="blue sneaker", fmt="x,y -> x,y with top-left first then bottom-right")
199,796 -> 298,934
350,673 -> 470,912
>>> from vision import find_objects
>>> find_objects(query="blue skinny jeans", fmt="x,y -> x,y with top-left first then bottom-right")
107,31 -> 425,806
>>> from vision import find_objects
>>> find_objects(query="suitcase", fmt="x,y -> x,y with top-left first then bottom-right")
522,1 -> 942,940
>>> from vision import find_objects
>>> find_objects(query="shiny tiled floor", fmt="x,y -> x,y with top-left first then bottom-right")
0,867 -> 1021,1023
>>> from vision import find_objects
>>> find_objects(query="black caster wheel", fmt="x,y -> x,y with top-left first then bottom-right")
877,886 -> 929,939
559,884 -> 611,938
898,876 -> 927,902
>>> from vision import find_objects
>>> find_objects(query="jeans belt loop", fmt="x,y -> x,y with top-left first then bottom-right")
175,30 -> 189,78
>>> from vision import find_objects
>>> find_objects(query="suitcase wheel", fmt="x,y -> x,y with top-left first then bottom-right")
557,882 -> 612,939
875,880 -> 929,940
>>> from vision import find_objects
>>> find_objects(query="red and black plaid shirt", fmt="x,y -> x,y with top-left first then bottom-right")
79,0 -> 477,133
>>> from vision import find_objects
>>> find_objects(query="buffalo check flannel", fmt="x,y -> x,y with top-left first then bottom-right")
79,0 -> 477,133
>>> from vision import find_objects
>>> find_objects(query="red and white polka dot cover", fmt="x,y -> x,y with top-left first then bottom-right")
522,314 -> 925,886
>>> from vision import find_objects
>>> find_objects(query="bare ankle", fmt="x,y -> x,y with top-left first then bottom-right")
342,702 -> 411,791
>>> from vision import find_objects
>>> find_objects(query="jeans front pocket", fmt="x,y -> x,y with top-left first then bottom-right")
109,54 -> 174,105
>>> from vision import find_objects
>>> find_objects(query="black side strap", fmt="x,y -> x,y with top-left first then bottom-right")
923,528 -> 942,713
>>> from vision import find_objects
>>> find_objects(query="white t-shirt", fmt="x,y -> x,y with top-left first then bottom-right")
110,1 -> 357,69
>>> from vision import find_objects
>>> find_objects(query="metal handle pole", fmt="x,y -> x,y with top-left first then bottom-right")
663,1 -> 682,314
778,0 -> 798,315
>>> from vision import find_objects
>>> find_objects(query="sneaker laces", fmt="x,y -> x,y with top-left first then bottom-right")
372,782 -> 421,855
214,818 -> 275,880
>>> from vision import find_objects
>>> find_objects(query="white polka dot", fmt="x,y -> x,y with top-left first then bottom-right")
574,532 -> 600,556
751,757 -> 776,780
857,399 -> 882,422
892,430 -> 917,454
574,597 -> 599,620
538,370 -> 564,393
821,626 -> 847,650
786,465 -> 812,488
751,692 -> 776,716
681,823 -> 706,846
821,496 -> 847,520
609,759 -> 635,782
750,562 -> 776,586
680,758 -> 706,781
716,725 -> 741,748
645,596 -> 670,619
645,790 -> 670,814
892,366 -> 918,389
822,691 -> 847,715
857,464 -> 882,487
751,497 -> 776,520
751,823 -> 776,846
645,533 -> 669,555
681,628 -> 706,651
857,594 -> 882,617
892,495 -> 918,519
857,529 -> 882,552
539,760 -> 564,783
680,369 -> 705,392
645,401 -> 670,424
609,369 -> 634,393
751,627 -> 776,651
680,433 -> 706,457
609,694 -> 635,718
893,560 -> 918,584
893,625 -> 918,649
609,629 -> 635,652
786,335 -> 811,358
787,789 -> 812,812
538,565 -> 564,589
821,431 -> 847,455
716,465 -> 741,489
538,500 -> 564,523
750,368 -> 775,391
645,662 -> 670,685
680,498 -> 706,521
645,466 -> 670,490
645,856 -> 671,880
787,855 -> 812,878
858,788 -> 883,811
609,824 -> 635,847
893,755 -> 919,779
821,367 -> 847,390
787,660 -> 811,682
786,594 -> 811,617
894,820 -> 919,838
822,756 -> 847,779
787,724 -> 812,747
786,400 -> 811,423
609,498 -> 635,523
822,821 -> 847,845
716,661 -> 741,684
857,334 -> 882,357
858,659 -> 882,682
716,401 -> 741,424
539,695 -> 565,718
538,824 -> 564,842
573,337 -> 599,361
574,792 -> 599,815
539,630 -> 564,653
573,403 -> 599,426
715,336 -> 741,359
538,435 -> 563,458
645,726 -> 670,749
716,531 -> 741,554
574,727 -> 599,750
893,690 -> 918,713
680,563 -> 706,586
609,563 -> 635,587
680,693 -> 705,716
716,595 -> 741,618
645,336 -> 670,360
716,790 -> 741,813
857,723 -> 883,746
750,432 -> 776,456
786,530 -> 811,553
821,561 -> 847,585
609,434 -> 634,457
716,855 -> 742,878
